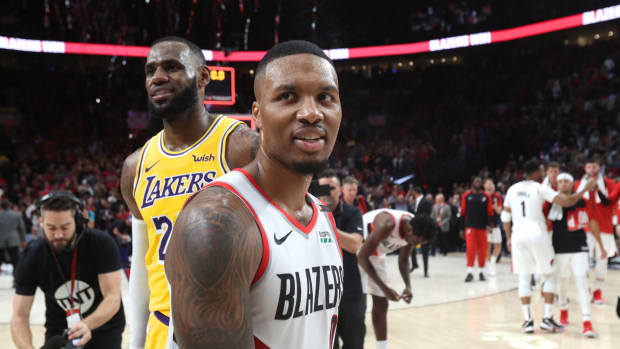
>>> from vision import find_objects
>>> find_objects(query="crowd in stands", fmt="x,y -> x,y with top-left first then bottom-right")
1,25 -> 619,262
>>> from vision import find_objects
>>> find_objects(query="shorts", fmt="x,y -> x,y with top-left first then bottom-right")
511,228 -> 555,275
359,254 -> 388,298
146,311 -> 177,349
555,252 -> 588,278
487,227 -> 502,244
596,233 -> 618,258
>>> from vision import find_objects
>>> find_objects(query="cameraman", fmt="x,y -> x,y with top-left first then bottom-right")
10,192 -> 125,349
317,171 -> 365,349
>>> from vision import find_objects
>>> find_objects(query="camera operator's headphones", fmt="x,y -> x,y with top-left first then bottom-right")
37,191 -> 86,251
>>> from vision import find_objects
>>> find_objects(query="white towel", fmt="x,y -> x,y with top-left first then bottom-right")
576,174 -> 607,203
543,176 -> 563,221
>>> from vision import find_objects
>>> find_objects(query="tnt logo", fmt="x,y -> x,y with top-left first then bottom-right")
318,231 -> 333,244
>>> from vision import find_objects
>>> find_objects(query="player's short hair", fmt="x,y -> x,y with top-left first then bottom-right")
342,176 -> 358,186
409,215 -> 438,242
585,152 -> 603,165
151,36 -> 207,66
318,169 -> 340,186
547,161 -> 560,169
255,40 -> 334,81
524,158 -> 541,175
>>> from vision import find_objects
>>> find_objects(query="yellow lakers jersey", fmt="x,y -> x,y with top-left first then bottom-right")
133,114 -> 242,315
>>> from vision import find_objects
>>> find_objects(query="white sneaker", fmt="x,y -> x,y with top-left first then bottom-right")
487,262 -> 496,277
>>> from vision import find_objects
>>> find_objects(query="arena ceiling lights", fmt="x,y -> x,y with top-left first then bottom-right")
1,4 -> 620,61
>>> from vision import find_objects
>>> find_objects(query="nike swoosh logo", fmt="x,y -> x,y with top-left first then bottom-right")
145,160 -> 161,173
274,230 -> 293,245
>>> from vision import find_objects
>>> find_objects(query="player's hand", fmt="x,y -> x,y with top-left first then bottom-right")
507,239 -> 512,252
68,321 -> 92,347
459,230 -> 464,240
600,248 -> 607,260
584,178 -> 597,191
383,287 -> 401,302
401,287 -> 413,304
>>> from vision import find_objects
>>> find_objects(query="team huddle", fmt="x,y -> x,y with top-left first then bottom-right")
501,158 -> 618,336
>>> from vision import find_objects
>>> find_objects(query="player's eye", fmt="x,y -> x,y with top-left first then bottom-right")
277,92 -> 293,101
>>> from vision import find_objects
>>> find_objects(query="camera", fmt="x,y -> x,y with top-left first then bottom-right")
40,329 -> 82,349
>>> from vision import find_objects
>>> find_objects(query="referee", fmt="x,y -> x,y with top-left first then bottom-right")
318,170 -> 365,349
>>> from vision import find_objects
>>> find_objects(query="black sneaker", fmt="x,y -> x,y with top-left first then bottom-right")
479,272 -> 486,281
522,320 -> 534,334
541,317 -> 564,333
465,273 -> 474,282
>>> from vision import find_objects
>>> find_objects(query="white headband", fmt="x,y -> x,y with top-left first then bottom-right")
557,173 -> 574,182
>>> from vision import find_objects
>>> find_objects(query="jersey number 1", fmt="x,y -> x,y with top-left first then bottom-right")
521,201 -> 526,217
153,215 -> 173,264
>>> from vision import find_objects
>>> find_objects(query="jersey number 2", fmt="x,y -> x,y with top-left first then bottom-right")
153,215 -> 173,264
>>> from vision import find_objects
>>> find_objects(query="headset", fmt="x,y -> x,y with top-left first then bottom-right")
37,191 -> 86,252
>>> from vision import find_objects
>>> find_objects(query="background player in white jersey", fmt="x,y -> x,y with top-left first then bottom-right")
165,40 -> 344,349
502,159 -> 595,334
358,209 -> 437,349
549,173 -> 605,337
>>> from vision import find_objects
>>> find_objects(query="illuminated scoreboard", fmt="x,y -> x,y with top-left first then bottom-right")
204,66 -> 235,106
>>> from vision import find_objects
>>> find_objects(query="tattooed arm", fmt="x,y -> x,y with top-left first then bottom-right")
226,123 -> 259,170
165,186 -> 263,349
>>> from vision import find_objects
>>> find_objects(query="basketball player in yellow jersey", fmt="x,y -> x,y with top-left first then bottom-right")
120,36 -> 257,349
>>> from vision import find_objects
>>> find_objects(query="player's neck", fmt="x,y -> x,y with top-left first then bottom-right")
253,152 -> 314,218
161,105 -> 211,151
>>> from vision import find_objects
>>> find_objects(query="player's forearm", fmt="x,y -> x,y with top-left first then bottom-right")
10,316 -> 35,349
398,251 -> 411,289
503,222 -> 512,241
336,229 -> 362,254
83,292 -> 121,331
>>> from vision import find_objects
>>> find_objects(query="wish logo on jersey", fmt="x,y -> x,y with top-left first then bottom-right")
275,265 -> 343,320
141,171 -> 217,209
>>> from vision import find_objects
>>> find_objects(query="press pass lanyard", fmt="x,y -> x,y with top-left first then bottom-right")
51,247 -> 79,310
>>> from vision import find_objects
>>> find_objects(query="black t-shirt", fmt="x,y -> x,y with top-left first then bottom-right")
332,201 -> 364,302
15,229 -> 125,337
461,191 -> 492,229
551,199 -> 589,254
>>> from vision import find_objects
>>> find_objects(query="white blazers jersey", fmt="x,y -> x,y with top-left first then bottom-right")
363,209 -> 413,256
504,180 -> 558,234
209,169 -> 343,349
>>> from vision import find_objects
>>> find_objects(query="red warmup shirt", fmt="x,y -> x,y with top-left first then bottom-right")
574,177 -> 619,234
460,190 -> 494,229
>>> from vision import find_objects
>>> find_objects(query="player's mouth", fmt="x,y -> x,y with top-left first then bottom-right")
292,128 -> 326,152
150,88 -> 174,103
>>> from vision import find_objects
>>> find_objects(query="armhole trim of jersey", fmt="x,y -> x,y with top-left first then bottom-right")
382,210 -> 398,238
205,181 -> 270,286
133,141 -> 150,198
219,119 -> 244,174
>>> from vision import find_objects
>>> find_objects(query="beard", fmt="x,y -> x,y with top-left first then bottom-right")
147,78 -> 199,121
48,236 -> 75,253
290,159 -> 328,175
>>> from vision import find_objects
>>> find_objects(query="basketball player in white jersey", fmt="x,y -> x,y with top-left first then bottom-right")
165,40 -> 344,349
502,159 -> 596,334
358,209 -> 437,349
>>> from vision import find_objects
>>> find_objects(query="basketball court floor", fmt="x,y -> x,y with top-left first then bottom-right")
1,253 -> 618,349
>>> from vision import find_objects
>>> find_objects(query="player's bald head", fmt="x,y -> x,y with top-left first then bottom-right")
253,40 -> 335,97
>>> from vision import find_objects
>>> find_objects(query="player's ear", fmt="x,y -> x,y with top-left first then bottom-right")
198,65 -> 210,90
252,101 -> 262,130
